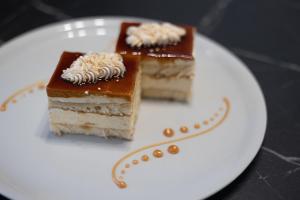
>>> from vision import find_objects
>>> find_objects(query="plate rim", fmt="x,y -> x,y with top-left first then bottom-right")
0,16 -> 267,200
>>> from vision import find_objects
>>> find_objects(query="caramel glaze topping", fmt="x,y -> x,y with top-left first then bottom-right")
115,22 -> 195,62
46,51 -> 140,100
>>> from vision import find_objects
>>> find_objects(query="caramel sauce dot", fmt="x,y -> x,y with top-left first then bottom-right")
118,181 -> 127,189
168,145 -> 180,154
37,83 -> 46,90
132,160 -> 139,165
194,123 -> 201,129
125,164 -> 130,168
121,170 -> 126,174
153,150 -> 163,158
141,155 -> 149,161
163,128 -> 174,137
0,106 -> 6,112
180,126 -> 189,133
203,120 -> 209,125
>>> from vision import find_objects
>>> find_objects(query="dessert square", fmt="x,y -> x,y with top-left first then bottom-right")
116,22 -> 195,102
46,51 -> 141,140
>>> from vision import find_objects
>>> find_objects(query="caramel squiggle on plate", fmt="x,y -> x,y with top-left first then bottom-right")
112,97 -> 231,189
0,81 -> 46,112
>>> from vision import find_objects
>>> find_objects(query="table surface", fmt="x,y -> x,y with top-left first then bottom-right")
1,0 -> 299,199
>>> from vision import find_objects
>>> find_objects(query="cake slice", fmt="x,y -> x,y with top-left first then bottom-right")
116,22 -> 195,102
46,51 -> 141,140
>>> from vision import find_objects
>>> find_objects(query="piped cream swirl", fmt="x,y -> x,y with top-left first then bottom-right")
61,52 -> 126,84
126,23 -> 186,48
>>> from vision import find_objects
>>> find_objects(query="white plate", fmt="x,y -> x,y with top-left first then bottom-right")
0,17 -> 267,200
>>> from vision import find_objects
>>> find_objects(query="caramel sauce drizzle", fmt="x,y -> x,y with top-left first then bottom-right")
0,81 -> 230,190
0,81 -> 46,112
112,97 -> 230,189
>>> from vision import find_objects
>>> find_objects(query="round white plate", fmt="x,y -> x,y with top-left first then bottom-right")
0,17 -> 267,200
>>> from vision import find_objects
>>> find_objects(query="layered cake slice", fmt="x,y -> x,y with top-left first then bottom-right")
46,51 -> 141,140
116,22 -> 195,102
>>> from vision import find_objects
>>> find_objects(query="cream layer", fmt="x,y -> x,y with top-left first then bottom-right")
49,109 -> 134,130
141,58 -> 195,78
142,74 -> 192,92
50,123 -> 133,140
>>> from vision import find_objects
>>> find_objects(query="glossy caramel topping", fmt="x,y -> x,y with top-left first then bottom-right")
46,52 -> 140,100
125,164 -> 130,168
163,128 -> 174,137
168,145 -> 180,154
153,150 -> 163,158
116,22 -> 195,60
